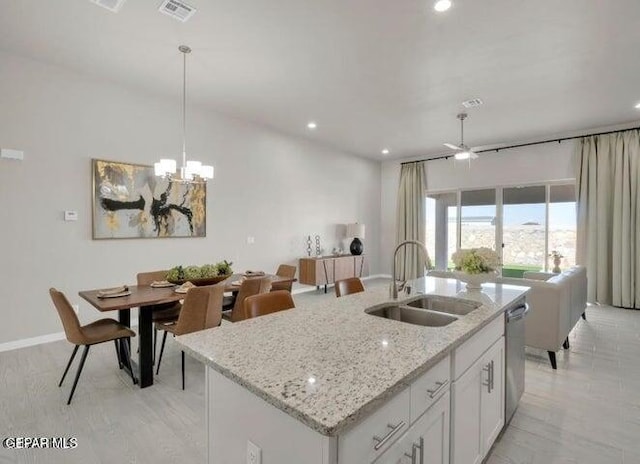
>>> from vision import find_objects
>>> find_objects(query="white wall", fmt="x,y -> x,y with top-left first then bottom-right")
380,142 -> 575,273
0,51 -> 381,345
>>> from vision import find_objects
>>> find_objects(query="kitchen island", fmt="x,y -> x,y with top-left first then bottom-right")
177,277 -> 528,464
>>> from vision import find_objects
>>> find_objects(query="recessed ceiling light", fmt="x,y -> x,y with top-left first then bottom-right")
635,102 -> 640,109
381,148 -> 390,155
434,0 -> 452,12
307,121 -> 317,130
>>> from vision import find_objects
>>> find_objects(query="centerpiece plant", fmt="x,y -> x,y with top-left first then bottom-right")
451,248 -> 500,290
166,260 -> 233,285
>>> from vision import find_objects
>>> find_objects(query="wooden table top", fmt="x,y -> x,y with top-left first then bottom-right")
79,273 -> 296,312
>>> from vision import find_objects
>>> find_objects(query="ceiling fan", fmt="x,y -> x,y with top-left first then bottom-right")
444,112 -> 478,160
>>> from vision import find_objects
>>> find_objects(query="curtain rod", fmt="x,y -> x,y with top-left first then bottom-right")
400,125 -> 640,165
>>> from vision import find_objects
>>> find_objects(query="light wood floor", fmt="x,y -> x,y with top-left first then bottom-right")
1,282 -> 639,463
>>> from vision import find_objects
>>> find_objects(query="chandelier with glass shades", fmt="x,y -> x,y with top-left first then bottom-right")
155,45 -> 214,184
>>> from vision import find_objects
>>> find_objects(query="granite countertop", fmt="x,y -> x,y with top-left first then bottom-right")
176,276 -> 528,437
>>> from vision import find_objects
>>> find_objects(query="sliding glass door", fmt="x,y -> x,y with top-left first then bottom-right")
502,186 -> 546,276
426,192 -> 458,270
548,184 -> 577,269
460,189 -> 497,251
426,182 -> 576,274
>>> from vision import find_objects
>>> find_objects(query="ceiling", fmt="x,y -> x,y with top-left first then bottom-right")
1,0 -> 639,159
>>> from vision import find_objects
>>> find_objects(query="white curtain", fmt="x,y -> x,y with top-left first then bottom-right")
395,162 -> 427,281
576,129 -> 640,308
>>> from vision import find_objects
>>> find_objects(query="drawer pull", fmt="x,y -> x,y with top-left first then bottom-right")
404,437 -> 424,464
426,380 -> 449,399
372,421 -> 406,450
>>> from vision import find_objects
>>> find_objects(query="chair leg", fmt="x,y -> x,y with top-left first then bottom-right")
114,340 -> 123,369
181,351 -> 185,390
59,345 -> 79,387
548,351 -> 557,370
563,337 -> 570,350
153,328 -> 157,366
156,331 -> 168,375
67,345 -> 90,405
120,338 -> 137,385
582,312 -> 587,320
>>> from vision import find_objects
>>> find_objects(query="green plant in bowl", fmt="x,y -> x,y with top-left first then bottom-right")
166,261 -> 234,286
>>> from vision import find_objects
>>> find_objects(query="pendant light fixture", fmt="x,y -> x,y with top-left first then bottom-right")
155,45 -> 214,183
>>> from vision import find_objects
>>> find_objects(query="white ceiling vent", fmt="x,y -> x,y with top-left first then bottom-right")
158,0 -> 196,22
89,0 -> 126,13
462,98 -> 484,109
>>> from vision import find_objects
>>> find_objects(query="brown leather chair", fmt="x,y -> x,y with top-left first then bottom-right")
137,270 -> 182,363
50,288 -> 137,404
155,284 -> 224,389
244,290 -> 296,319
335,277 -> 365,297
270,264 -> 297,292
224,277 -> 270,322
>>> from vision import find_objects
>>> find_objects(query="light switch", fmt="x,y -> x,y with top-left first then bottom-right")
247,236 -> 255,244
64,211 -> 78,222
1,148 -> 24,161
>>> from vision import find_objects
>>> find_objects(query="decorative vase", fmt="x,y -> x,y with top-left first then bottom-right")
552,257 -> 562,274
453,271 -> 495,291
350,237 -> 363,255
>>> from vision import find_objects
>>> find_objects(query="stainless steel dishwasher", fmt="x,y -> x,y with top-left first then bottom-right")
505,301 -> 529,424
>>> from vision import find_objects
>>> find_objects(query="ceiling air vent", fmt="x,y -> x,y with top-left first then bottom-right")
89,0 -> 127,13
158,0 -> 196,22
462,98 -> 484,109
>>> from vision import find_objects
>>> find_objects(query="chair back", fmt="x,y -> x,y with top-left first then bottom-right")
271,264 -> 296,292
137,270 -> 168,286
175,285 -> 224,336
335,277 -> 365,297
231,277 -> 269,322
244,290 -> 295,319
49,288 -> 84,345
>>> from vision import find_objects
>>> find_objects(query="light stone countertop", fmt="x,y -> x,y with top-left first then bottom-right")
176,276 -> 528,436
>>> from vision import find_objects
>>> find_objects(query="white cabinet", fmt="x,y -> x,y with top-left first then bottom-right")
375,391 -> 450,464
480,338 -> 505,454
451,337 -> 505,464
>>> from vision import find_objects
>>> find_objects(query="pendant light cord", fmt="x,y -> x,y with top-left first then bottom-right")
182,48 -> 187,167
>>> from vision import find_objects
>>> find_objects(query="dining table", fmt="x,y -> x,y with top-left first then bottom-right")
79,273 -> 296,388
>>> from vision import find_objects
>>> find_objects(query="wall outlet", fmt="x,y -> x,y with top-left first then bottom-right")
72,304 -> 79,315
247,236 -> 255,244
246,440 -> 261,464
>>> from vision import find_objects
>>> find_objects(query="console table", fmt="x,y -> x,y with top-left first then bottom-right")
299,255 -> 368,293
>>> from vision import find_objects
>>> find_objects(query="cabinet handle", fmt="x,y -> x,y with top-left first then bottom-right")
483,363 -> 491,393
403,437 -> 424,464
372,421 -> 406,450
490,360 -> 495,392
426,379 -> 449,399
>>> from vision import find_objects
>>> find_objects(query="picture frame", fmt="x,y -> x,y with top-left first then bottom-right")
92,158 -> 206,239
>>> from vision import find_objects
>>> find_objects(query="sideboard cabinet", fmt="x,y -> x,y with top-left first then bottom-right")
299,255 -> 368,293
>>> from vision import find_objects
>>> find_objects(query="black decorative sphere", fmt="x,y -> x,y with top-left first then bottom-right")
350,238 -> 363,255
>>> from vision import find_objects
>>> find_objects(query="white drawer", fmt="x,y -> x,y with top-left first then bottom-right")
410,354 -> 450,423
338,387 -> 410,464
453,315 -> 504,380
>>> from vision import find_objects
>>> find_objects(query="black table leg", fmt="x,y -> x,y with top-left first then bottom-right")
118,309 -> 131,368
138,306 -> 154,388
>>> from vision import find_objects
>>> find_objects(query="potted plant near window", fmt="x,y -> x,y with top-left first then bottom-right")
549,250 -> 563,274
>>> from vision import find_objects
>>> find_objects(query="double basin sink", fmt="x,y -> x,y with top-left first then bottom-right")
365,295 -> 482,327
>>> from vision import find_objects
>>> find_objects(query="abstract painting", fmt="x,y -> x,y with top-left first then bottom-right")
92,159 -> 206,239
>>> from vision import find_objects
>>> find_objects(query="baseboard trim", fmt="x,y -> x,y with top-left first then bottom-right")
0,331 -> 67,353
0,319 -> 140,353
